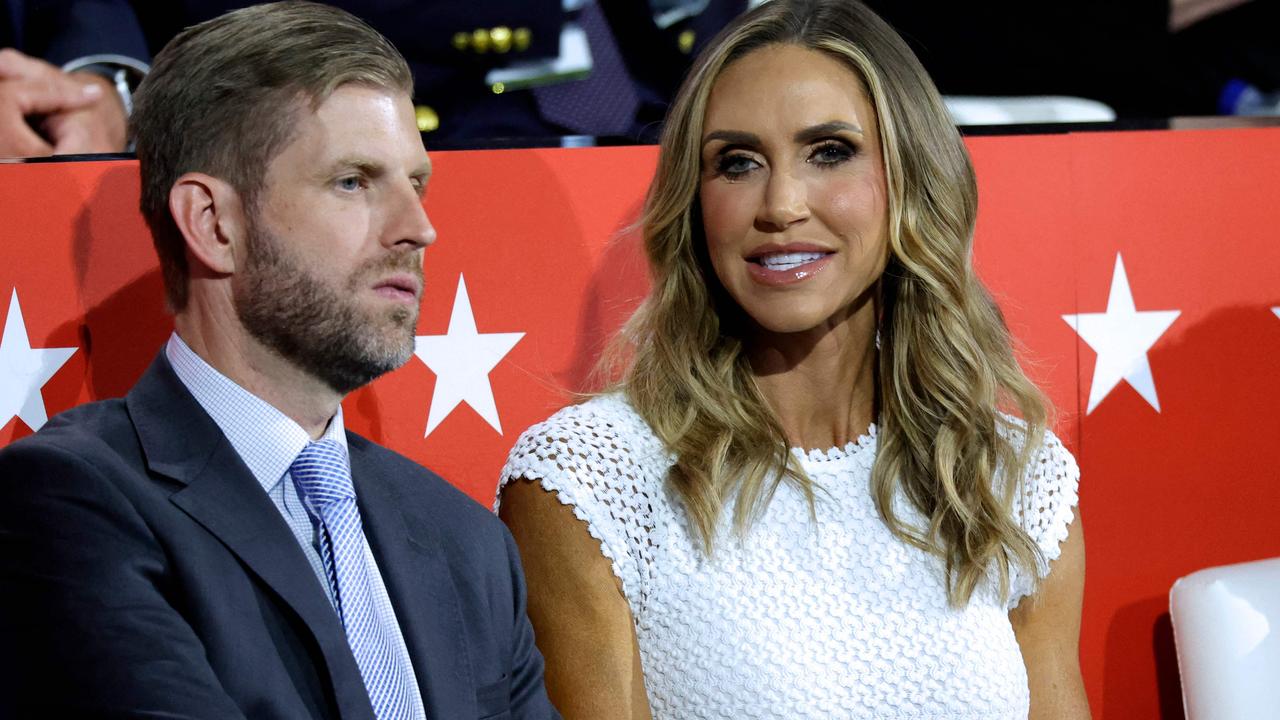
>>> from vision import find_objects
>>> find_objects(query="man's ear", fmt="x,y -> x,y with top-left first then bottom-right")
168,173 -> 248,275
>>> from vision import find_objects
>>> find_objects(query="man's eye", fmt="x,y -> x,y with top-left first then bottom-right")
337,176 -> 364,191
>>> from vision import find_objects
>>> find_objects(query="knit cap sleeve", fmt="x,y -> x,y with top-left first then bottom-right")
497,394 -> 669,605
1007,428 -> 1080,608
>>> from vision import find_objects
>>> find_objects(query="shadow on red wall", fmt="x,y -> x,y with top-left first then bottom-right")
560,198 -> 649,394
63,165 -> 171,400
1103,597 -> 1184,718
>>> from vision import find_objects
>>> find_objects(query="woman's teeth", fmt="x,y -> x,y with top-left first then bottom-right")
758,252 -> 825,271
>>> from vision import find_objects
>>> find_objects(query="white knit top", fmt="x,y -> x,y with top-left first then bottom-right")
498,394 -> 1079,719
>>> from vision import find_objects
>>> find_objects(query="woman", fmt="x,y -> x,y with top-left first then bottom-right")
499,1 -> 1089,718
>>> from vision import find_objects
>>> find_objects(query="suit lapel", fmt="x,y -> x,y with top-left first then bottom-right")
348,436 -> 475,720
125,354 -> 375,720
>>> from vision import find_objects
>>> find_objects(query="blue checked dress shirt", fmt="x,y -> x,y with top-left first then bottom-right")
166,334 -> 426,720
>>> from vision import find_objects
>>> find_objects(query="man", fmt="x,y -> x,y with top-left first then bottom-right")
0,4 -> 559,718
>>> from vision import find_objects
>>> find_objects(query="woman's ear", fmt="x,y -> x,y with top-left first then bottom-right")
168,172 -> 248,276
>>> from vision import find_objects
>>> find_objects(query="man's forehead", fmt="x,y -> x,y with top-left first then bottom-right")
276,85 -> 428,171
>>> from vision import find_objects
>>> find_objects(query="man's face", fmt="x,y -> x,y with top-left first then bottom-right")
234,84 -> 434,395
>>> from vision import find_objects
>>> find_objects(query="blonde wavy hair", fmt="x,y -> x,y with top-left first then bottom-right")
616,0 -> 1049,606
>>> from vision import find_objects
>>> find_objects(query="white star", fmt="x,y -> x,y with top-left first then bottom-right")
414,275 -> 524,437
1063,254 -> 1180,413
1,290 -> 77,431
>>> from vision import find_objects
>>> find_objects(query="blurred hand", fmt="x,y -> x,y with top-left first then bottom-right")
43,72 -> 128,155
0,48 -> 126,158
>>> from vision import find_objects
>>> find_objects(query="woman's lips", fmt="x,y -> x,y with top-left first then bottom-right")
746,251 -> 833,286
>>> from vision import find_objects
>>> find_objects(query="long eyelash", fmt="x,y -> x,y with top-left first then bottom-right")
714,153 -> 755,179
810,140 -> 856,168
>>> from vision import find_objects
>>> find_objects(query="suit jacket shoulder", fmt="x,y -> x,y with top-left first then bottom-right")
343,431 -> 558,718
0,354 -> 558,719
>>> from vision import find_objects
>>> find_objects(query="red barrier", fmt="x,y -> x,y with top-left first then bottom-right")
3,129 -> 1279,717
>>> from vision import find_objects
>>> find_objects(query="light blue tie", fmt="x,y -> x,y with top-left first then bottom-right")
291,440 -> 416,719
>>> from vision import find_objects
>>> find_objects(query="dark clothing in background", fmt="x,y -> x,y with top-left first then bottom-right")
134,0 -> 566,141
3,0 -> 749,142
14,0 -> 1274,132
2,0 -> 148,65
867,0 -> 1280,117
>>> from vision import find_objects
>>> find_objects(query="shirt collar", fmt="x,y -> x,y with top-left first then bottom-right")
165,332 -> 348,494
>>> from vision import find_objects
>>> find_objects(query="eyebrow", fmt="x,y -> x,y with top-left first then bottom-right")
794,121 -> 864,143
328,155 -> 386,179
701,121 -> 865,150
701,129 -> 761,149
326,155 -> 432,179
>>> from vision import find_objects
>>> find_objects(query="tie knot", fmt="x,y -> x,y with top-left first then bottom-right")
291,439 -> 354,508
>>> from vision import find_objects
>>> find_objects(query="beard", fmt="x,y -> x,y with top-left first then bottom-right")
233,216 -> 422,395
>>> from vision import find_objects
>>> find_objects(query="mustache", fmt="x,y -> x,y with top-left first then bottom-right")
352,252 -> 423,283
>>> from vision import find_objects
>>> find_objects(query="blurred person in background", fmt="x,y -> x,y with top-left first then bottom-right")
0,0 -> 145,156
0,0 -> 750,158
5,0 -> 1277,159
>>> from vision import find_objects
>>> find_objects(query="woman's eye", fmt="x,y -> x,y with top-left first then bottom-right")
716,154 -> 760,180
810,141 -> 855,167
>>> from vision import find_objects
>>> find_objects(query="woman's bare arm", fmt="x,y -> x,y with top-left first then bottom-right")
500,479 -> 653,720
1010,513 -> 1091,719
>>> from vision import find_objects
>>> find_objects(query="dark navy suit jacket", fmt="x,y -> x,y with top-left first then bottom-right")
3,0 -> 748,141
0,353 -> 558,719
2,0 -> 150,65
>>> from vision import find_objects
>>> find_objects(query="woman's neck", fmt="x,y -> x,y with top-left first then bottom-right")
746,305 -> 878,451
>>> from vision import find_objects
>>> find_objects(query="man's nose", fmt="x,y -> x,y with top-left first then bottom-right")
386,181 -> 435,250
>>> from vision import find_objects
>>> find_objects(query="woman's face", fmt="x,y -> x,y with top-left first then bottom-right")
699,43 -> 889,336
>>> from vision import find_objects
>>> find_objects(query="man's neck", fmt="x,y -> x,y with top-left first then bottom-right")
173,311 -> 340,440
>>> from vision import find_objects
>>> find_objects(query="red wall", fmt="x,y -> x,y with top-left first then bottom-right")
3,129 -> 1279,717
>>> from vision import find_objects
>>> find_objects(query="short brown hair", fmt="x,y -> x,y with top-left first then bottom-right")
130,1 -> 413,310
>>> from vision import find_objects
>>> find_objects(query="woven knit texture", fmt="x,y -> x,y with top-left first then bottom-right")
499,394 -> 1079,719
